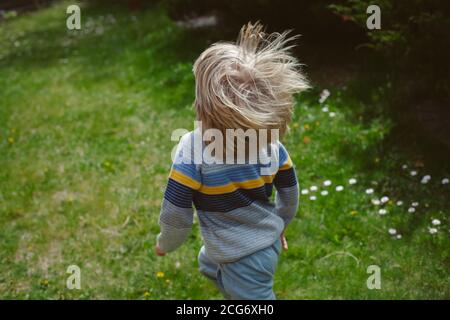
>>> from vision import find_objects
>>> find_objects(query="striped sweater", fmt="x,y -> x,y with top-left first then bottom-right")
157,130 -> 299,263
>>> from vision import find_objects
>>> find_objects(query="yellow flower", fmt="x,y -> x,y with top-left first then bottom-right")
7,137 -> 14,144
315,121 -> 320,126
304,124 -> 310,130
40,279 -> 49,286
144,291 -> 150,297
165,279 -> 171,284
374,158 -> 380,163
292,123 -> 299,128
156,271 -> 165,278
303,136 -> 311,144
350,210 -> 358,216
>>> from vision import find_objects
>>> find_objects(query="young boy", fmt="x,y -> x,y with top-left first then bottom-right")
155,22 -> 308,299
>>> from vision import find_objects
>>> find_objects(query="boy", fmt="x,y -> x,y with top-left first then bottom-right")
155,22 -> 308,299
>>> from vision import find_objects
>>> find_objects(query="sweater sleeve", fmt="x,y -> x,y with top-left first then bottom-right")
156,133 -> 202,253
273,143 -> 299,228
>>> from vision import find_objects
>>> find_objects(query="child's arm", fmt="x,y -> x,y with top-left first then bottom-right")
273,143 -> 299,228
156,134 -> 201,254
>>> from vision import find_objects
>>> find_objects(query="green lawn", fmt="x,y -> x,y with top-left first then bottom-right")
0,1 -> 449,299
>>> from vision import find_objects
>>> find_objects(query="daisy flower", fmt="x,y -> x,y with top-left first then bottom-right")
380,196 -> 389,203
301,189 -> 309,195
323,180 -> 332,186
431,219 -> 441,226
310,195 -> 317,201
388,228 -> 397,235
310,186 -> 318,192
408,207 -> 416,213
335,185 -> 344,192
378,209 -> 387,215
428,227 -> 438,234
365,188 -> 374,194
320,190 -> 328,196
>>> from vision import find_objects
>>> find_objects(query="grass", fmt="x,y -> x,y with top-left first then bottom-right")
0,1 -> 449,299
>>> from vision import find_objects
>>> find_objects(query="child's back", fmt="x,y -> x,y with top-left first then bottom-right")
155,22 -> 308,299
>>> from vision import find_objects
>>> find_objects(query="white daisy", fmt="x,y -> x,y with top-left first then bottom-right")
321,106 -> 329,112
372,199 -> 381,205
411,202 -> 419,207
381,196 -> 389,203
336,185 -> 344,192
323,180 -> 332,186
388,228 -> 397,235
402,164 -> 408,170
408,207 -> 416,213
301,189 -> 309,195
310,186 -> 318,192
432,219 -> 441,226
365,188 -> 374,194
310,195 -> 317,201
329,112 -> 336,118
321,190 -> 329,196
396,201 -> 403,206
442,178 -> 449,185
378,209 -> 387,215
319,89 -> 330,104
428,227 -> 438,234
349,178 -> 357,185
396,234 -> 402,239
410,170 -> 417,176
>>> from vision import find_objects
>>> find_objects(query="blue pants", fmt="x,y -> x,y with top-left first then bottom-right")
198,239 -> 281,300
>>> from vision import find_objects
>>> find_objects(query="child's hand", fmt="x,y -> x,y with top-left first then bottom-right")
280,231 -> 288,251
155,243 -> 166,256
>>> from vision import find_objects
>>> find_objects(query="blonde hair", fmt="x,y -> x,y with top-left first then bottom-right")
193,22 -> 309,140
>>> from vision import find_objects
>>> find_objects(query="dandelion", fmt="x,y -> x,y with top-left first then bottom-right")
388,228 -> 397,235
335,185 -> 344,192
442,178 -> 449,185
309,195 -> 317,201
411,202 -> 419,207
7,137 -> 14,144
410,170 -> 417,176
350,210 -> 358,216
428,227 -> 438,235
396,201 -> 403,206
365,188 -> 374,194
321,106 -> 329,112
380,196 -> 389,203
349,178 -> 357,185
40,279 -> 49,287
378,209 -> 387,215
310,186 -> 318,192
144,291 -> 151,298
319,89 -> 330,103
372,199 -> 381,205
323,180 -> 332,187
408,207 -> 416,213
156,271 -> 165,278
431,219 -> 441,226
320,190 -> 328,196
301,189 -> 309,195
